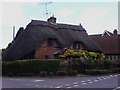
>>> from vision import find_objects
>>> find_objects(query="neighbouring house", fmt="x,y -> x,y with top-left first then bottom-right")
89,30 -> 120,60
3,16 -> 102,60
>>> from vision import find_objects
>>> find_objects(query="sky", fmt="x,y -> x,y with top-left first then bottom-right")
0,0 -> 119,49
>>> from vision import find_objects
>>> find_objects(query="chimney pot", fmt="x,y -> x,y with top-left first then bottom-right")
47,15 -> 57,24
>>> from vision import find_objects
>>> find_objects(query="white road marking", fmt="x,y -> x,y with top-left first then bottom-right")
113,86 -> 120,90
43,86 -> 47,87
73,85 -> 79,87
73,82 -> 79,84
87,79 -> 91,82
106,76 -> 110,79
103,77 -> 107,80
81,83 -> 87,85
35,85 -> 40,87
110,75 -> 113,77
16,79 -> 20,80
88,81 -> 93,84
33,80 -> 44,82
101,76 -> 105,79
14,79 -> 26,81
65,84 -> 70,86
55,86 -> 63,88
97,77 -> 102,80
114,75 -> 118,77
10,79 -> 14,80
94,80 -> 98,82
81,81 -> 86,83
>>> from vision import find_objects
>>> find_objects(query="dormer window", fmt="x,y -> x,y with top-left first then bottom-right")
48,39 -> 53,47
73,42 -> 81,50
47,38 -> 59,47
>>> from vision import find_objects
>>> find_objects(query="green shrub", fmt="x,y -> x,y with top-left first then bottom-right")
86,69 -> 109,75
67,70 -> 78,76
56,71 -> 67,76
2,59 -> 60,76
39,71 -> 48,76
104,60 -> 115,69
109,68 -> 120,73
48,72 -> 54,76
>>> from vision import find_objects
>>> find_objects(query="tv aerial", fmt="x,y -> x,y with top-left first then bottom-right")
38,2 -> 52,19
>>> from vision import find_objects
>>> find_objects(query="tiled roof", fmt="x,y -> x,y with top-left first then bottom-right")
90,34 -> 120,54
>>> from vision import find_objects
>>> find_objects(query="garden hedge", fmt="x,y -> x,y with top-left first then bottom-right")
2,59 -> 60,76
2,59 -> 120,76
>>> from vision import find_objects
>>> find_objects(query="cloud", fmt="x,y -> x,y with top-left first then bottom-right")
79,8 -> 108,34
1,2 -> 26,27
81,8 -> 108,20
1,2 -> 26,48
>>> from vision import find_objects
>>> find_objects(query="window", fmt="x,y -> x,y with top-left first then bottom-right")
73,42 -> 80,50
48,39 -> 53,47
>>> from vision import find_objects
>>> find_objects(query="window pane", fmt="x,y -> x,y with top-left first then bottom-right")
48,39 -> 53,47
73,43 -> 80,50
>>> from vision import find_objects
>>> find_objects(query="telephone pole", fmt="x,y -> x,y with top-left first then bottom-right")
13,26 -> 15,40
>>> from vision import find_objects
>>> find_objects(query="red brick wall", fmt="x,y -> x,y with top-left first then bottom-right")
35,40 -> 60,59
35,40 -> 85,59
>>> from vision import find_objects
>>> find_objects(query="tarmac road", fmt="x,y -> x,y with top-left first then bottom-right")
2,74 -> 120,90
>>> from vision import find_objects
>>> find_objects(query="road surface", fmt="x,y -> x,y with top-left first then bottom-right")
2,74 -> 120,90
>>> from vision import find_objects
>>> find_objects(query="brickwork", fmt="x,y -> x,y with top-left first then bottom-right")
35,40 -> 85,59
35,40 -> 60,59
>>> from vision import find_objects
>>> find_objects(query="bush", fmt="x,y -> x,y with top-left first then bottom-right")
3,58 -> 120,76
86,69 -> 109,75
39,71 -> 48,76
48,72 -> 54,76
56,71 -> 67,76
86,68 -> 120,75
67,70 -> 78,76
104,60 -> 113,69
2,59 -> 60,76
109,68 -> 120,73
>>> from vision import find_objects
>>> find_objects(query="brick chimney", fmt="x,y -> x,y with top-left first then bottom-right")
47,15 -> 57,24
113,29 -> 118,35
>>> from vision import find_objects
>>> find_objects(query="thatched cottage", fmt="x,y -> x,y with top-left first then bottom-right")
3,16 -> 102,60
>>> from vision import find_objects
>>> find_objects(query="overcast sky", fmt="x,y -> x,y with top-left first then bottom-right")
0,0 -> 119,49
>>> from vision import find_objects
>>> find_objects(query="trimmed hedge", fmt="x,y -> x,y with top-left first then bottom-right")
86,68 -> 120,75
2,59 -> 120,76
86,69 -> 110,75
2,59 -> 60,76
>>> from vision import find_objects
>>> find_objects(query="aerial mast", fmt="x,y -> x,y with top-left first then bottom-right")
38,2 -> 52,19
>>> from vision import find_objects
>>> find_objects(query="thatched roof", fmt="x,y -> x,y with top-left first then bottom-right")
3,19 -> 102,60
